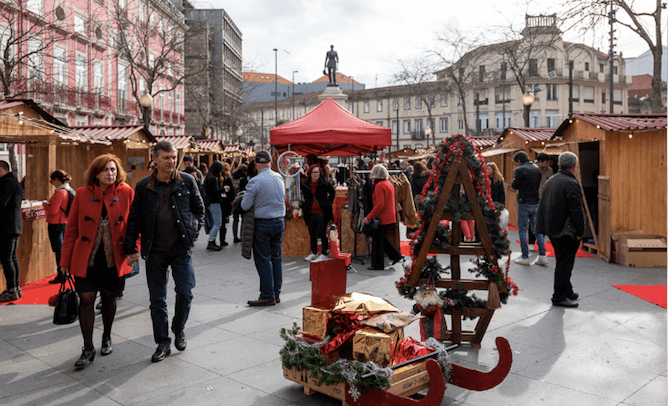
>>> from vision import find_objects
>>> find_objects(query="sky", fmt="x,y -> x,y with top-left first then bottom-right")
203,0 -> 660,89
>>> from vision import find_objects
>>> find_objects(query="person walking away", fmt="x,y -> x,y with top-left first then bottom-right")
241,151 -> 285,307
204,161 -> 225,251
59,154 -> 135,368
43,170 -> 75,284
535,152 -> 585,308
218,162 -> 235,246
511,151 -> 547,266
0,161 -> 23,302
301,165 -> 335,262
124,141 -> 204,362
363,165 -> 402,270
231,164 -> 248,243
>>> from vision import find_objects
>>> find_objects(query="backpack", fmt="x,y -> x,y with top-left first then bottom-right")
63,188 -> 75,216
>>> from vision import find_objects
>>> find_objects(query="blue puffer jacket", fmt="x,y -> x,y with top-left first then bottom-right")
124,171 -> 205,258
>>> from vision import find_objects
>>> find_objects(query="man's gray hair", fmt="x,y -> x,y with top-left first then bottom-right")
558,151 -> 578,170
370,164 -> 389,180
152,140 -> 177,158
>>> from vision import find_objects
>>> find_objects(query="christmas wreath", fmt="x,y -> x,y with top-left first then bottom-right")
396,135 -> 518,313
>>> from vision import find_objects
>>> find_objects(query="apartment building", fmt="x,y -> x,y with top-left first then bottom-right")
0,0 -> 187,135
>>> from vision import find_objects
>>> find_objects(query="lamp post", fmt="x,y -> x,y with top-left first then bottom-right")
522,87 -> 535,128
139,91 -> 153,130
424,126 -> 432,148
292,70 -> 298,120
235,128 -> 243,143
273,48 -> 278,126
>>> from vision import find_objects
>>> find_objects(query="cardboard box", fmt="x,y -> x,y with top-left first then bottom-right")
618,234 -> 667,268
611,230 -> 645,264
302,306 -> 330,340
352,327 -> 403,367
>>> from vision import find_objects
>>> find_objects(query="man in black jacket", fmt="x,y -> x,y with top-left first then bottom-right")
535,152 -> 585,308
125,141 -> 205,362
511,151 -> 547,266
0,161 -> 23,302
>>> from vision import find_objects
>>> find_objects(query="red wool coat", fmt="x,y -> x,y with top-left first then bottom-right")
60,182 -> 136,278
365,179 -> 396,225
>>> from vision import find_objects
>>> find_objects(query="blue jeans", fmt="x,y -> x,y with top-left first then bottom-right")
253,218 -> 284,300
145,247 -> 195,347
208,203 -> 222,241
517,203 -> 545,258
0,234 -> 19,290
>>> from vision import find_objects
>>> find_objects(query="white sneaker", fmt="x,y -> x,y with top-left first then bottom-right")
514,257 -> 531,265
315,254 -> 328,262
534,255 -> 549,266
304,253 -> 317,261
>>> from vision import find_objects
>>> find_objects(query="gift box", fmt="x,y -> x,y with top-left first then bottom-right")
352,327 -> 403,367
333,292 -> 399,314
302,306 -> 330,340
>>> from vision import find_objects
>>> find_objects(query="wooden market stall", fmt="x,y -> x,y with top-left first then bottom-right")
552,113 -> 667,261
270,98 -> 393,257
195,139 -> 223,168
0,99 -> 110,290
155,135 -> 200,170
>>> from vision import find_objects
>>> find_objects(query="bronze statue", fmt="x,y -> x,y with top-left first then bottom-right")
323,45 -> 338,86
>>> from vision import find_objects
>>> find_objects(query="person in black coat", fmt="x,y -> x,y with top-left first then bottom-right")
301,165 -> 335,261
0,160 -> 23,302
535,152 -> 585,308
485,162 -> 506,205
411,161 -> 430,198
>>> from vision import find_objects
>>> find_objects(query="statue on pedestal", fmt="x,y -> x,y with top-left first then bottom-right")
323,45 -> 339,86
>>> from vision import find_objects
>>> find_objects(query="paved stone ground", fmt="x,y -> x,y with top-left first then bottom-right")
0,226 -> 666,406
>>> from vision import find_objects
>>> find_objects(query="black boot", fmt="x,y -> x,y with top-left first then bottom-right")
207,241 -> 222,251
74,347 -> 96,368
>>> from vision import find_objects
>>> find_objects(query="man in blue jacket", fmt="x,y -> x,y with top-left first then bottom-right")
125,141 -> 204,362
511,151 -> 547,266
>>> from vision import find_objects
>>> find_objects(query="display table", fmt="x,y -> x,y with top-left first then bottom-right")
0,202 -> 55,291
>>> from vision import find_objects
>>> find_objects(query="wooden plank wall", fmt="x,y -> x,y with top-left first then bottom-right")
606,130 -> 667,236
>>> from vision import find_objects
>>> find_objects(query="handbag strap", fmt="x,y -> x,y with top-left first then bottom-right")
63,275 -> 76,291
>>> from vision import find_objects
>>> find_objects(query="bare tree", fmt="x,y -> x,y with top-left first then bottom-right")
560,0 -> 665,112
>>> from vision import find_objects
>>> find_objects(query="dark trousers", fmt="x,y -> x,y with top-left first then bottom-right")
0,234 -> 20,290
48,223 -> 67,277
253,218 -> 284,300
370,224 -> 401,270
307,212 -> 328,254
550,236 -> 580,303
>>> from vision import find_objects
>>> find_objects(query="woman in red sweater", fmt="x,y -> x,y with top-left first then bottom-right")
42,169 -> 75,284
363,165 -> 403,270
60,154 -> 136,369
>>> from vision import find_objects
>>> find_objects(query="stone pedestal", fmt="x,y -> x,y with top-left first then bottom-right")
317,85 -> 349,107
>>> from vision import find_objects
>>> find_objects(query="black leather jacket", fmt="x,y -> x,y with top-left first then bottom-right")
535,169 -> 585,238
511,161 -> 541,205
124,171 -> 204,258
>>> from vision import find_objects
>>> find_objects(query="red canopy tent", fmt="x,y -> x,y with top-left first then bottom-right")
270,98 -> 392,156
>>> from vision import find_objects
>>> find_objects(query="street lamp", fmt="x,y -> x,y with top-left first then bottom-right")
424,126 -> 432,147
522,87 -> 535,128
139,91 -> 153,129
292,70 -> 298,120
235,128 -> 243,142
273,48 -> 278,126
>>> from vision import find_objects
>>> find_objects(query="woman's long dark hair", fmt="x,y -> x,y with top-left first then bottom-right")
206,161 -> 224,186
412,161 -> 427,184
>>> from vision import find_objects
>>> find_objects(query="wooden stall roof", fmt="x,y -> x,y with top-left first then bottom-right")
469,136 -> 499,150
155,135 -> 193,149
197,139 -> 223,152
499,127 -> 556,143
531,145 -> 565,155
71,125 -> 154,147
553,113 -> 667,139
223,144 -> 240,153
481,147 -> 520,157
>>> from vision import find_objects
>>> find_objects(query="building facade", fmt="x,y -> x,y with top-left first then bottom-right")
0,0 -> 187,135
243,72 -> 363,104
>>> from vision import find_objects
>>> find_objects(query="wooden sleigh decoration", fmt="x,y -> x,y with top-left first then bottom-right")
407,154 -> 507,348
283,336 -> 512,406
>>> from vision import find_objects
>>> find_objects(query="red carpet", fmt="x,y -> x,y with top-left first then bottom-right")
508,225 -> 518,231
400,241 -> 437,257
613,285 -> 667,309
515,241 -> 595,258
0,275 -> 60,305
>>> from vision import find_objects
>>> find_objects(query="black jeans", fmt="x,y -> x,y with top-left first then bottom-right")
0,234 -> 20,290
48,223 -> 67,277
370,224 -> 401,270
550,236 -> 580,303
307,212 -> 328,254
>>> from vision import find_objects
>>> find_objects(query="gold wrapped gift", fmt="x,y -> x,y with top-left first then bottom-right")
302,306 -> 330,340
352,327 -> 404,366
333,292 -> 399,314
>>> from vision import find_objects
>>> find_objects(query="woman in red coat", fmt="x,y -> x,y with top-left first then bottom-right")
363,164 -> 403,270
42,169 -> 75,284
60,154 -> 136,369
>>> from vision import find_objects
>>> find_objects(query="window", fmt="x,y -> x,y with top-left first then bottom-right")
117,64 -> 128,99
602,92 -> 606,104
440,95 -> 447,107
495,112 -> 511,130
119,0 -> 127,9
415,119 -> 422,135
546,110 -> 558,128
439,117 -> 448,133
529,59 -> 538,76
404,97 -> 410,110
477,113 -> 488,130
94,62 -> 103,91
478,65 -> 485,82
530,111 -> 539,128
53,47 -> 66,85
74,15 -> 86,36
377,100 -> 382,112
613,89 -> 622,103
428,97 -> 434,108
570,85 -> 579,101
287,109 -> 291,119
138,78 -> 145,95
391,120 -> 397,134
393,99 -> 398,111
268,111 -> 273,119
546,84 -> 558,101
376,121 -> 383,126
613,66 -> 618,75
527,84 -> 540,101
0,27 -> 12,67
495,85 -> 510,103
139,3 -> 146,22
457,97 -> 463,106
297,109 -> 301,117
176,91 -> 181,113
415,98 -> 422,109
348,103 -> 353,113
167,91 -> 173,112
583,86 -> 595,103
457,119 -> 463,130
26,0 -> 43,14
27,39 -> 42,79
403,120 -> 410,134
75,55 -> 86,90
364,102 -> 369,113
599,64 -> 604,73
584,62 -> 589,71
547,58 -> 555,72
76,117 -> 87,126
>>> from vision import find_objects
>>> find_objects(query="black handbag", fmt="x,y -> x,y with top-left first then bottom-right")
370,217 -> 381,231
53,276 -> 79,325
